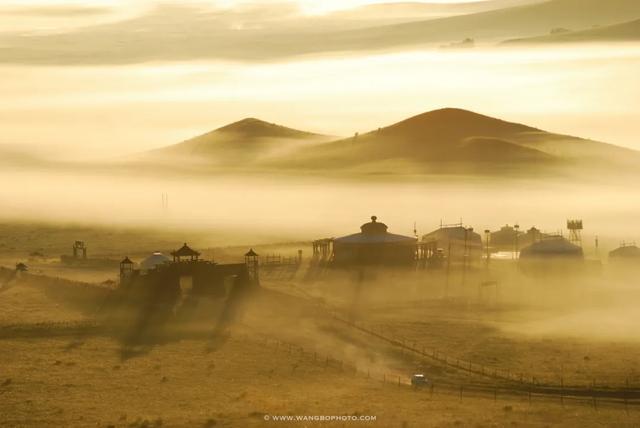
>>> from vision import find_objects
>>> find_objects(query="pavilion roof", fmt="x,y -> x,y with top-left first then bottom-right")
171,243 -> 201,257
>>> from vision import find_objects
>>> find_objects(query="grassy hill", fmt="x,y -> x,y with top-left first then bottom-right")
139,108 -> 640,176
271,108 -> 639,174
3,0 -> 640,64
145,118 -> 331,166
504,18 -> 640,44
320,0 -> 640,52
327,0 -> 543,22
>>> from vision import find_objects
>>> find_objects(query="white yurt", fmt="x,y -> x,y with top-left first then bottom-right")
140,252 -> 171,272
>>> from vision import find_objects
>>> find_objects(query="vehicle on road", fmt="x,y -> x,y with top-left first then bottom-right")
411,374 -> 429,387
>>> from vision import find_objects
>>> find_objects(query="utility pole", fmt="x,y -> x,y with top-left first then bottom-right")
445,242 -> 451,298
514,224 -> 520,260
484,229 -> 491,269
462,227 -> 473,287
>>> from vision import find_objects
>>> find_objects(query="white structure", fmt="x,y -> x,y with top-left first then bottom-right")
140,252 -> 171,272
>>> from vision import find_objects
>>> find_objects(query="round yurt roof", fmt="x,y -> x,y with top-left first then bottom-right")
609,245 -> 640,258
140,252 -> 171,271
520,237 -> 583,259
335,216 -> 416,245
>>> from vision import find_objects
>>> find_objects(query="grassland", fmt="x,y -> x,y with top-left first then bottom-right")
2,225 -> 640,426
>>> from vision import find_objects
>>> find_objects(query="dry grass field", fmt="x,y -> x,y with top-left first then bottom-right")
1,254 -> 640,427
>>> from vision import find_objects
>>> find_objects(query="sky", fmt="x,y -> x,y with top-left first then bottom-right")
1,0 -> 479,7
0,0 -> 493,32
1,0 -> 640,235
1,0 -> 640,158
0,0 -> 482,14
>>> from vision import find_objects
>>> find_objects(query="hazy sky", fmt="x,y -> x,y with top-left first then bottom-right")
2,0 -> 481,14
0,0 -> 498,32
2,0 -> 639,158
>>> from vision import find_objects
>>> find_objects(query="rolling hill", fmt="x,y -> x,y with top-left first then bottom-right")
318,0 -> 640,53
268,108 -> 640,174
326,0 -> 543,23
142,108 -> 640,176
3,0 -> 640,64
503,18 -> 640,44
145,118 -> 331,166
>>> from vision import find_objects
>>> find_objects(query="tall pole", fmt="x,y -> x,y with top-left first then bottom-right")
445,242 -> 451,298
514,224 -> 520,260
484,229 -> 491,269
462,228 -> 471,287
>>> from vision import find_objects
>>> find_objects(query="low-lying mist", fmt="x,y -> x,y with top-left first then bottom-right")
1,165 -> 638,249
2,44 -> 640,159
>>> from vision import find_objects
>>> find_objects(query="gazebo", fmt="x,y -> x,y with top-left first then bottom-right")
171,243 -> 201,262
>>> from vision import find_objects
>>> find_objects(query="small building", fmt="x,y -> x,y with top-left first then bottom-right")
489,225 -> 545,251
171,243 -> 200,263
490,225 -> 520,248
422,223 -> 482,263
119,244 -> 259,297
519,237 -> 584,260
519,236 -> 585,275
609,243 -> 640,260
332,216 -> 416,266
119,257 -> 135,283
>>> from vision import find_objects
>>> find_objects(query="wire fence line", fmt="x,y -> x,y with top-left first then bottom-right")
277,281 -> 640,401
5,267 -> 640,409
332,316 -> 640,398
236,330 -> 640,413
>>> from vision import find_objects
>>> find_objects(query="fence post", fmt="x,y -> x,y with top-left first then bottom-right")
625,378 -> 630,416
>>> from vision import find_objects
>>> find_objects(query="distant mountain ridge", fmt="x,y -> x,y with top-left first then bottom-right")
503,18 -> 640,44
326,0 -> 640,52
328,0 -> 543,21
142,108 -> 640,176
146,118 -> 330,165
213,118 -> 322,139
273,108 -> 558,172
3,0 -> 640,64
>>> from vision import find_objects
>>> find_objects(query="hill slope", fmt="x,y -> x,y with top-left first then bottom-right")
2,0 -> 640,64
503,18 -> 640,44
319,0 -> 640,53
328,0 -> 543,22
145,118 -> 331,166
272,108 -> 640,174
